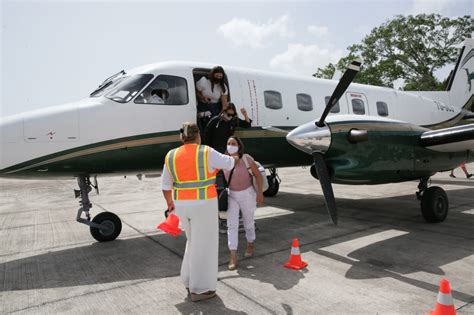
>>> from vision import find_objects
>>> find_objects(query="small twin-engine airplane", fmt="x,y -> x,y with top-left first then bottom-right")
1,39 -> 473,242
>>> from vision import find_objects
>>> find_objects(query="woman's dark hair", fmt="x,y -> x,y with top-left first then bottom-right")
227,136 -> 245,158
208,66 -> 227,94
226,102 -> 237,115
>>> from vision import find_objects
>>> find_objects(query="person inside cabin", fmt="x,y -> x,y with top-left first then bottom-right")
203,102 -> 251,154
196,66 -> 229,134
147,88 -> 169,104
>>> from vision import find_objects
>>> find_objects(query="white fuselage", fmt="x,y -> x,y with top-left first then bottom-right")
0,61 -> 463,174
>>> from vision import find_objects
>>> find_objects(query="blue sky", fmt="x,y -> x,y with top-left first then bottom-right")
1,0 -> 471,116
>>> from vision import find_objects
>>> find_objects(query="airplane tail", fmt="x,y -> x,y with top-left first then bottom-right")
446,38 -> 474,111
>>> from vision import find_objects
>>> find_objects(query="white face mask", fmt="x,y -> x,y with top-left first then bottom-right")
227,145 -> 239,155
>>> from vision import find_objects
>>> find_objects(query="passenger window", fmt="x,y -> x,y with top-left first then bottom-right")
264,91 -> 283,109
135,75 -> 188,105
297,93 -> 313,111
352,99 -> 365,115
325,96 -> 340,113
376,101 -> 389,116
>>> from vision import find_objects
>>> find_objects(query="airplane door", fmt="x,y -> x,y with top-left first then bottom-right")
346,92 -> 370,116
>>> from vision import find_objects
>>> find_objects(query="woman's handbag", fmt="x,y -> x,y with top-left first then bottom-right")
243,154 -> 269,192
218,167 -> 235,212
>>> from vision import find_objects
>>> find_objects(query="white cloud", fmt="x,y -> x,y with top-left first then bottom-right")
307,25 -> 329,37
269,43 -> 343,76
410,0 -> 451,14
217,15 -> 291,48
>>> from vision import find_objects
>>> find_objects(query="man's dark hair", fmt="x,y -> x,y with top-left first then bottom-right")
180,122 -> 200,142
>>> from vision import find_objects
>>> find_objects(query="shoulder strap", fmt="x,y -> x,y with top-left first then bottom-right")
242,154 -> 254,176
227,166 -> 236,187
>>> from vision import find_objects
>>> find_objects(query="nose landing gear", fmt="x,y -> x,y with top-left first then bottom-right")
75,175 -> 122,242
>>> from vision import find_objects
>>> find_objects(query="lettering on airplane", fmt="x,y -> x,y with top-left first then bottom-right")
46,131 -> 56,139
434,101 -> 454,113
350,93 -> 362,98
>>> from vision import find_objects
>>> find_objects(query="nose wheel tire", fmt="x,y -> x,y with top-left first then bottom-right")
420,186 -> 448,223
90,212 -> 122,242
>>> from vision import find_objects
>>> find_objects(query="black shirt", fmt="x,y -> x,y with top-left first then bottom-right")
204,115 -> 252,153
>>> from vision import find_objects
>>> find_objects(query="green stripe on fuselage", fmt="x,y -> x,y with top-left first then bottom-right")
0,128 -> 309,178
1,122 -> 469,184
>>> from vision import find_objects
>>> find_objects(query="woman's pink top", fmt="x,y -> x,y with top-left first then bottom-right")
224,154 -> 254,191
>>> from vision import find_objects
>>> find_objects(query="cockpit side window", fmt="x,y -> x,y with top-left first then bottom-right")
105,74 -> 154,103
135,75 -> 189,105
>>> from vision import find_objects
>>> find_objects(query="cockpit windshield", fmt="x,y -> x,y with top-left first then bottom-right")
104,74 -> 154,103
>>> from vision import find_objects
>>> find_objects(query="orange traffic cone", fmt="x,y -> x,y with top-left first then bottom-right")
157,213 -> 182,236
284,238 -> 308,270
430,279 -> 456,315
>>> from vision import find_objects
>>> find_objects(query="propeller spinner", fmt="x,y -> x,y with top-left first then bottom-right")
286,59 -> 361,225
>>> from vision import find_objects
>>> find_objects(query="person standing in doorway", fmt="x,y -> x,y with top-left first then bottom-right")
161,122 -> 236,302
196,66 -> 229,134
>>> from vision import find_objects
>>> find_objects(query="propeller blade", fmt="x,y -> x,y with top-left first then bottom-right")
312,152 -> 338,225
316,59 -> 361,127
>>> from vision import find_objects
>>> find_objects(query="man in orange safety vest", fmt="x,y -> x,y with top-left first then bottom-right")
161,122 -> 236,302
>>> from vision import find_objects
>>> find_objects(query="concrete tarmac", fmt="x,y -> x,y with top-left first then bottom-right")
0,165 -> 473,314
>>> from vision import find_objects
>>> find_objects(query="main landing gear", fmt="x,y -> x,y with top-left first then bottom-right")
416,177 -> 449,223
75,175 -> 122,242
263,168 -> 281,197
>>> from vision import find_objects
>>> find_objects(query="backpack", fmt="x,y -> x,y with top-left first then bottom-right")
242,154 -> 269,192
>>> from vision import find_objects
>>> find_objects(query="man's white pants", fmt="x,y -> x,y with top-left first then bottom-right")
175,199 -> 218,294
227,186 -> 257,250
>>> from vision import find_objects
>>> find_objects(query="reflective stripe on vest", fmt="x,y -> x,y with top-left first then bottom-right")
165,144 -> 217,201
173,178 -> 217,189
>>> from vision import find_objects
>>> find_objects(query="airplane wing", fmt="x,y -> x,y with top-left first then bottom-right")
420,124 -> 474,152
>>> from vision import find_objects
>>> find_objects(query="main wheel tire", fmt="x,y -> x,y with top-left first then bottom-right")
90,212 -> 122,242
420,186 -> 448,223
310,164 -> 319,179
263,175 -> 279,197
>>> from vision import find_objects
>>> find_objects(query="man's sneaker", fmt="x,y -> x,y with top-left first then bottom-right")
190,291 -> 217,302
449,174 -> 456,178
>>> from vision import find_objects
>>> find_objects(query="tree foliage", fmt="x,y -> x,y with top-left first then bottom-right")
313,14 -> 474,91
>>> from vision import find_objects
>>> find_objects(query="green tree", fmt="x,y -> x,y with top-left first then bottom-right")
314,14 -> 474,91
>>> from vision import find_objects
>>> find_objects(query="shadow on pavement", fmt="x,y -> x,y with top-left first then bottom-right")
1,187 -> 473,305
174,295 -> 247,315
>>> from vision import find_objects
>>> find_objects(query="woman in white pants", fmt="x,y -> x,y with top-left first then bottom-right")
224,136 -> 264,270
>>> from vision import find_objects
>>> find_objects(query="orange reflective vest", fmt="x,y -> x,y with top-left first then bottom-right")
165,144 -> 218,201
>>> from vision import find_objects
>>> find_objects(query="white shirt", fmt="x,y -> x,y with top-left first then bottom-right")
161,145 -> 235,204
146,94 -> 164,104
196,77 -> 228,103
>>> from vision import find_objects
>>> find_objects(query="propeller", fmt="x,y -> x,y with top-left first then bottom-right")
312,59 -> 361,225
316,59 -> 361,127
312,152 -> 338,224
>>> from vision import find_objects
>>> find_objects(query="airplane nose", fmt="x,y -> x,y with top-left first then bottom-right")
286,121 -> 331,154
